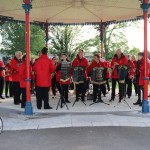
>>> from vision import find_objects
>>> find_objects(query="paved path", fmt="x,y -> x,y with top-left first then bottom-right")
1,127 -> 150,150
0,92 -> 150,131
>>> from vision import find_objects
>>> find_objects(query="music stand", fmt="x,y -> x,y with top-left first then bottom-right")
56,86 -> 69,110
114,82 -> 131,109
72,82 -> 86,107
89,85 -> 110,106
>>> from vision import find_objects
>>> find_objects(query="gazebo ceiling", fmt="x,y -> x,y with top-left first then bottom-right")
0,0 -> 150,24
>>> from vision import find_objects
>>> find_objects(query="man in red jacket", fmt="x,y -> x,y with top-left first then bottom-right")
125,55 -> 135,98
33,47 -> 54,109
0,59 -> 5,99
131,55 -> 138,96
110,49 -> 128,103
10,51 -> 22,104
72,49 -> 88,102
88,54 -> 106,103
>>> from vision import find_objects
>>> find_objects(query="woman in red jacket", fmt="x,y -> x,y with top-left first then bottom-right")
19,55 -> 32,108
125,55 -> 135,98
5,58 -> 13,98
56,54 -> 71,105
110,49 -> 128,103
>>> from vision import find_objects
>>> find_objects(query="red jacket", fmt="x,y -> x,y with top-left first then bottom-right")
5,63 -> 12,81
87,60 -> 105,74
127,60 -> 135,79
0,60 -> 5,77
10,57 -> 22,82
139,58 -> 150,86
55,62 -> 71,85
72,55 -> 88,78
19,61 -> 32,88
111,54 -> 128,79
33,55 -> 54,87
104,61 -> 111,79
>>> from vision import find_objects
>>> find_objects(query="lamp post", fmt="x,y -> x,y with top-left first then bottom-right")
45,20 -> 49,48
100,20 -> 104,58
141,0 -> 150,113
22,0 -> 33,115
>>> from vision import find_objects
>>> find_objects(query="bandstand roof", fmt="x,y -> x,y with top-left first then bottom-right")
0,0 -> 150,24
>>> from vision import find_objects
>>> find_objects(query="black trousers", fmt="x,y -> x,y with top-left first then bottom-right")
12,82 -> 21,104
61,84 -> 69,102
137,86 -> 143,103
5,81 -> 13,97
101,84 -> 106,96
56,81 -> 61,95
36,86 -> 50,109
133,82 -> 138,95
106,79 -> 110,91
0,77 -> 4,97
111,78 -> 125,100
52,76 -> 56,96
125,78 -> 132,97
21,88 -> 26,108
76,81 -> 86,101
93,84 -> 104,102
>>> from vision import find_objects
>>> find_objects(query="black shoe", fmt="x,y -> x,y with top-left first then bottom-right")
133,101 -> 141,105
21,106 -> 25,108
37,107 -> 41,110
6,95 -> 9,98
109,98 -> 114,102
44,106 -> 53,109
82,99 -> 85,102
139,103 -> 142,106
14,103 -> 20,105
148,95 -> 150,97
128,96 -> 131,99
119,98 -> 122,103
66,100 -> 71,103
97,99 -> 104,103
0,96 -> 5,99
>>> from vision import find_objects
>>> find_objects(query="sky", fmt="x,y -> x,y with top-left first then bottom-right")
79,21 -> 150,51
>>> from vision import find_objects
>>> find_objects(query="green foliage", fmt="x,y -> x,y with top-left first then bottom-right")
1,22 -> 45,56
93,22 -> 140,60
48,26 -> 96,60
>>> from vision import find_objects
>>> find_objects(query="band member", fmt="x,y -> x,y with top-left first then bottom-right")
33,47 -> 54,109
19,55 -> 32,108
55,54 -> 71,103
51,57 -> 58,98
131,55 -> 138,96
72,49 -> 88,102
133,52 -> 146,106
5,58 -> 13,98
110,49 -> 128,103
104,60 -> 111,93
10,51 -> 22,104
88,54 -> 106,103
125,55 -> 135,98
0,59 -> 5,99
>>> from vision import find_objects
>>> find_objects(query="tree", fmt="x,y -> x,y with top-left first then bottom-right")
48,26 -> 96,60
93,22 -> 140,60
1,22 -> 45,56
